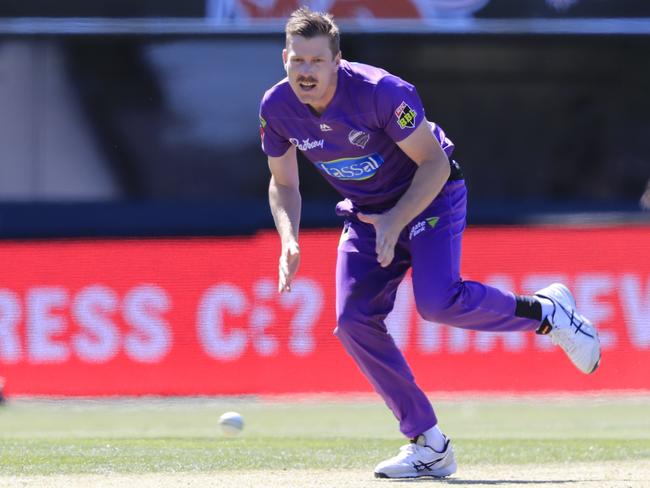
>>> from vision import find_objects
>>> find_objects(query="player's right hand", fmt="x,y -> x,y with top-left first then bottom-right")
279,241 -> 300,293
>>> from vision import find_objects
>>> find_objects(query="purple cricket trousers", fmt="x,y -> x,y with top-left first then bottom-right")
333,179 -> 539,438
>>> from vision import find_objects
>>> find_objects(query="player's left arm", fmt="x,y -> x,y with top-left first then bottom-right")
390,118 -> 451,223
357,119 -> 450,267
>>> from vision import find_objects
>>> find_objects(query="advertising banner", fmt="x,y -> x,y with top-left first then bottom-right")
4,0 -> 648,20
224,0 -> 650,19
0,227 -> 648,396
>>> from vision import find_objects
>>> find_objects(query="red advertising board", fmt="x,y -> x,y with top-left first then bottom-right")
237,0 -> 421,19
0,227 -> 648,396
234,0 -> 489,19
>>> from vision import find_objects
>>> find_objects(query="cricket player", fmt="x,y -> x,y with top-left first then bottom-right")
260,7 -> 601,479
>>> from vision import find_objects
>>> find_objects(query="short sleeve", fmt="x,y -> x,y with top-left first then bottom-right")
259,101 -> 291,158
374,75 -> 425,143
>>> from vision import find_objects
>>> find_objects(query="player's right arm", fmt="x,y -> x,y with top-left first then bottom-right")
268,145 -> 301,293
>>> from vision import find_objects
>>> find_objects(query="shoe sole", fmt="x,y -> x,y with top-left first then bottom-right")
577,316 -> 601,374
374,462 -> 457,479
589,354 -> 601,374
374,472 -> 454,479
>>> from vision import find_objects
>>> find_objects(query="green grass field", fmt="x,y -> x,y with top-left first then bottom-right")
1,395 -> 649,478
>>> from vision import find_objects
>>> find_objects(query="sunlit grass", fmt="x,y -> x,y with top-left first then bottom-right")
0,396 -> 648,474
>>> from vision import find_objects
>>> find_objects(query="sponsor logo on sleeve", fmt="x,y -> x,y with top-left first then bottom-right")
289,138 -> 325,151
259,116 -> 266,142
316,153 -> 384,181
395,101 -> 417,129
348,129 -> 370,149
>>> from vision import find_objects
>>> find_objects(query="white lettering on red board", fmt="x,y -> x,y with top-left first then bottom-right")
0,284 -> 171,364
196,278 -> 323,361
0,273 -> 647,364
197,283 -> 248,361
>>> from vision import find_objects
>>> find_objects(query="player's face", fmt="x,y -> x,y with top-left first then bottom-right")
283,35 -> 340,114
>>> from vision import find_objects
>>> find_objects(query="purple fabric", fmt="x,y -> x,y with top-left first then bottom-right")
335,180 -> 539,438
260,60 -> 454,212
261,61 -> 538,439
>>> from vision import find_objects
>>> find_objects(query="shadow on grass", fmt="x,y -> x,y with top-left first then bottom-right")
381,478 -> 577,485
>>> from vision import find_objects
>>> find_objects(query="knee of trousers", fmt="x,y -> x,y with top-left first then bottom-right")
414,283 -> 463,323
333,313 -> 360,340
334,308 -> 383,341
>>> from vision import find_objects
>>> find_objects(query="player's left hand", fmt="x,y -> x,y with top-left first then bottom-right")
279,240 -> 301,293
357,212 -> 403,267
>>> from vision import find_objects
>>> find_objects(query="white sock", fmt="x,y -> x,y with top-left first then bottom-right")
422,424 -> 446,451
537,296 -> 555,321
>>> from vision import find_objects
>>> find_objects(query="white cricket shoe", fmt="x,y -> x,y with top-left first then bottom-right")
535,283 -> 601,374
373,434 -> 456,479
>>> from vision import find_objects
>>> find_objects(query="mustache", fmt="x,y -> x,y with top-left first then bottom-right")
297,76 -> 318,83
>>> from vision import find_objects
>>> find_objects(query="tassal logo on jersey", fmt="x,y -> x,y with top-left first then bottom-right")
289,137 -> 324,151
316,153 -> 384,181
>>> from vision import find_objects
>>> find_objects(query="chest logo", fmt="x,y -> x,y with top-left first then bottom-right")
289,137 -> 324,151
316,153 -> 384,181
320,123 -> 332,132
348,129 -> 370,149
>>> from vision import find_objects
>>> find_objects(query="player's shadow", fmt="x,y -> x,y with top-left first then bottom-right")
381,479 -> 576,485
448,480 -> 575,485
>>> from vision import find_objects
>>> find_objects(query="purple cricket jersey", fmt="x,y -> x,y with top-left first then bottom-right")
259,60 -> 455,212
260,60 -> 541,440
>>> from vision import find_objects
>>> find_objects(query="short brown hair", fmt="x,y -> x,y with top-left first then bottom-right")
285,6 -> 340,57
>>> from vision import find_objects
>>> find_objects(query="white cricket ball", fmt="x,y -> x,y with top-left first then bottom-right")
218,411 -> 244,437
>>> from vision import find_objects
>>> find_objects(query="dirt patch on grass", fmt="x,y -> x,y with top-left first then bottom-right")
2,460 -> 649,487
